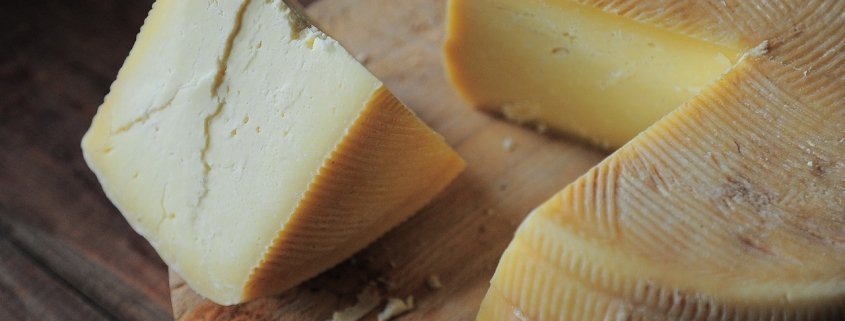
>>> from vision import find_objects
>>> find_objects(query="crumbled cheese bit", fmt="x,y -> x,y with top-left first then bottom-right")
736,40 -> 770,66
749,40 -> 769,57
330,285 -> 383,321
502,137 -> 514,151
377,296 -> 414,321
501,103 -> 536,124
426,275 -> 443,290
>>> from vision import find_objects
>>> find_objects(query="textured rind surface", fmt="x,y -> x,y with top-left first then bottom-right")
584,0 -> 845,78
569,0 -> 797,49
476,1 -> 845,320
244,87 -> 465,300
480,56 -> 845,320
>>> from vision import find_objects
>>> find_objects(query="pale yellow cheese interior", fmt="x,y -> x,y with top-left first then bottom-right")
83,0 -> 464,305
446,0 -> 741,148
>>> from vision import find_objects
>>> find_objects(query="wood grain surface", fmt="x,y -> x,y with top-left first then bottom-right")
171,0 -> 605,320
1,1 -> 170,320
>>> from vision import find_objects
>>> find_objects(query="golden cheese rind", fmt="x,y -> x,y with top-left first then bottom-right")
244,87 -> 465,300
480,55 -> 845,320
471,0 -> 845,320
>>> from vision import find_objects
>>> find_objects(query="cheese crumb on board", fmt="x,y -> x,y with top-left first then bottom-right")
501,137 -> 514,151
330,285 -> 382,321
376,296 -> 414,321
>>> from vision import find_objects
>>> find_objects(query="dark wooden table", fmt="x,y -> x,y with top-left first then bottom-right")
0,1 -> 313,320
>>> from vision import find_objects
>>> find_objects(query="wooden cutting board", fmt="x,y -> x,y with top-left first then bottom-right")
170,0 -> 605,320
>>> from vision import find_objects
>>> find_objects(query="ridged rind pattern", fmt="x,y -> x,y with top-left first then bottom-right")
476,1 -> 845,319
243,87 -> 465,300
574,0 -> 808,50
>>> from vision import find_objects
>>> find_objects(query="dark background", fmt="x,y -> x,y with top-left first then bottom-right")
0,0 -> 313,320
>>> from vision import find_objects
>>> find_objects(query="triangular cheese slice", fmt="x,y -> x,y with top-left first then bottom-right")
82,0 -> 464,305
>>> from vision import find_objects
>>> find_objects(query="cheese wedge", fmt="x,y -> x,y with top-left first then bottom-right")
447,0 -> 755,148
466,0 -> 845,320
82,0 -> 464,305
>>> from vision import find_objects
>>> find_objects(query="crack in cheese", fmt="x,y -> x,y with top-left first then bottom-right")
455,0 -> 845,320
82,0 -> 464,305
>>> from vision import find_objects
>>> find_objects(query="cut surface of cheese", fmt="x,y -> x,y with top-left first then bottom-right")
82,0 -> 464,305
470,0 -> 845,320
447,0 -> 751,148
